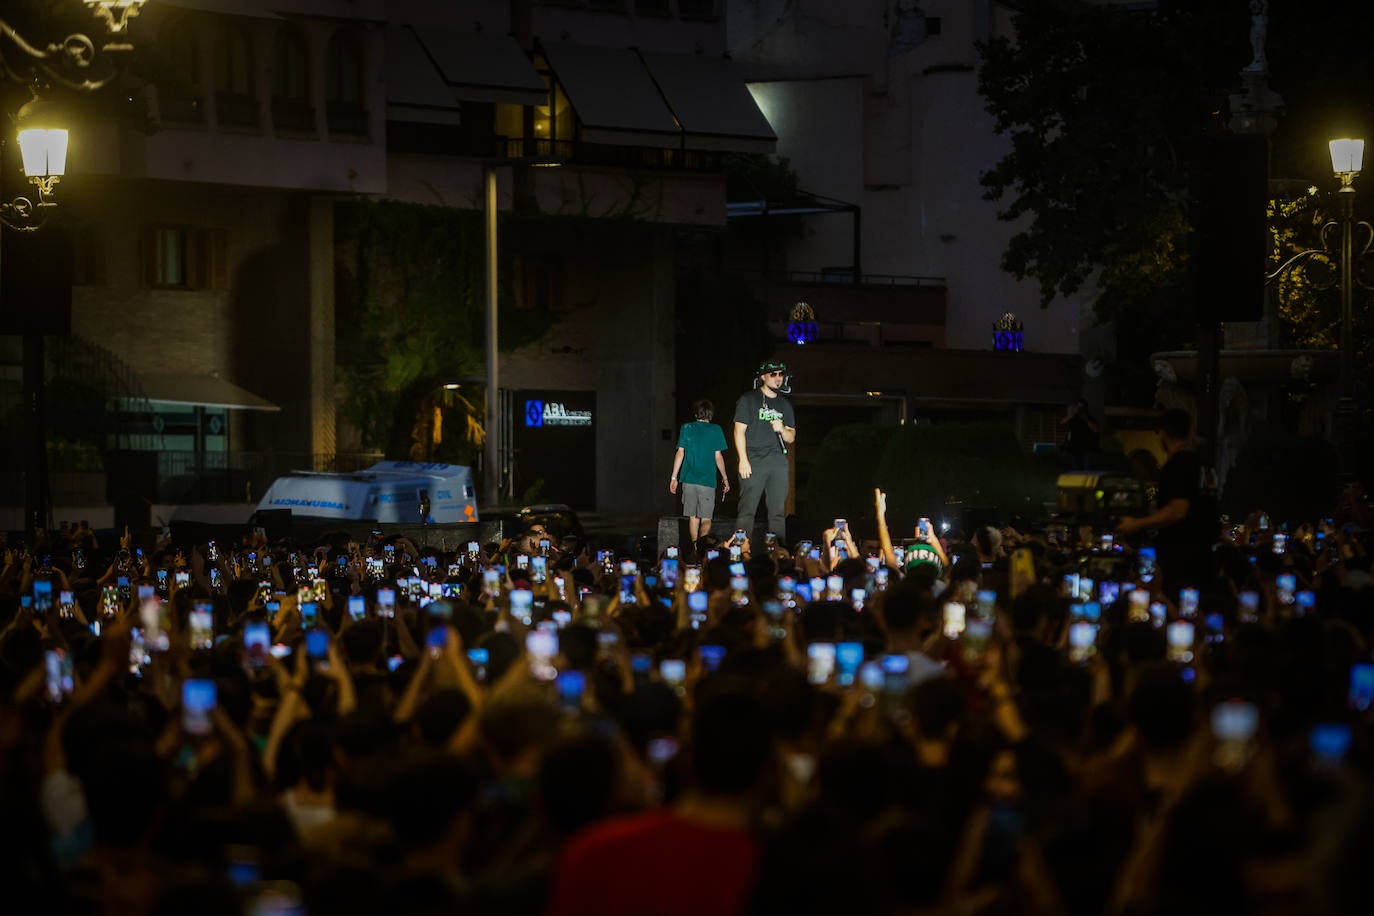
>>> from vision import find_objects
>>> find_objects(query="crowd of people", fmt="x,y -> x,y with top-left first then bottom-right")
3,448 -> 1374,916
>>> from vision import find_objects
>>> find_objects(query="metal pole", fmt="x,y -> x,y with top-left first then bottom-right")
1338,183 -> 1357,480
1339,185 -> 1355,400
22,330 -> 49,537
483,164 -> 499,507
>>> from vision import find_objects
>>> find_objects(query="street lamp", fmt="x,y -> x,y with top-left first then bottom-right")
1329,138 -> 1365,405
15,98 -> 69,200
1266,136 -> 1372,482
4,97 -> 71,541
1,1 -> 149,537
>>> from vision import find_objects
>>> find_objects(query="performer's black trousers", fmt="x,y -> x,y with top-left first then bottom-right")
736,452 -> 788,543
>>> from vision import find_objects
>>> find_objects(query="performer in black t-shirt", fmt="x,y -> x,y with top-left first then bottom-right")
733,361 -> 796,543
1117,408 -> 1217,593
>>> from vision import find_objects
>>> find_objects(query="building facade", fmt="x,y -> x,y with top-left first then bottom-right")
0,0 -> 775,525
724,0 -> 1091,459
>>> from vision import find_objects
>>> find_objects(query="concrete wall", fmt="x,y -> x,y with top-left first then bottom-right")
729,0 -> 1088,357
499,223 -> 678,518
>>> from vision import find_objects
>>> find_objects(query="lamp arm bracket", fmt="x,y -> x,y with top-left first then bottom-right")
1354,220 -> 1374,292
1265,247 -> 1330,285
0,197 -> 48,233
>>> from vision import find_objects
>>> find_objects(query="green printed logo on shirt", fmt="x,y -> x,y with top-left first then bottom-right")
758,406 -> 783,423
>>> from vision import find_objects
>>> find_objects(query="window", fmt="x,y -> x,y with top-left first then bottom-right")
214,24 -> 258,127
142,226 -> 228,290
271,27 -> 313,132
72,226 -> 107,286
326,30 -> 367,136
161,19 -> 202,123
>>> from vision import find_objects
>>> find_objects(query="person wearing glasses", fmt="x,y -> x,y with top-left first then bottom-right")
733,361 -> 796,543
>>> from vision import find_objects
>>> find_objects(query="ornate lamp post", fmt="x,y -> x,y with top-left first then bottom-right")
1,0 -> 149,536
1266,137 -> 1371,482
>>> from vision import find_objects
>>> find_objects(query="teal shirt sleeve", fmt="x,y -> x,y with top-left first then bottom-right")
711,424 -> 728,453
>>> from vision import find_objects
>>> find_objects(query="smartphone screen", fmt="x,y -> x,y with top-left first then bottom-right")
942,602 -> 966,639
45,648 -> 73,702
825,575 -> 843,601
467,647 -> 489,681
618,575 -> 637,606
660,557 -> 679,590
244,621 -> 270,668
510,588 -> 534,623
688,589 -> 708,629
33,579 -> 53,613
376,587 -> 396,617
182,679 -> 217,736
660,658 -> 687,689
189,604 -> 214,650
1179,588 -> 1200,618
305,627 -> 330,665
698,644 -> 727,674
835,642 -> 864,686
1068,622 -> 1098,663
807,643 -> 836,685
1350,664 -> 1374,712
556,669 -> 586,710
526,629 -> 558,680
1167,621 -> 1195,664
348,594 -> 366,620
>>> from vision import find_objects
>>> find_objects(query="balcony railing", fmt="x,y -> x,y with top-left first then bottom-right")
502,136 -> 722,171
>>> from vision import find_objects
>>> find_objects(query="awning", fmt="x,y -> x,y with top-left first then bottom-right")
138,374 -> 280,412
385,26 -> 463,124
411,29 -> 547,106
639,51 -> 776,153
542,43 -> 681,148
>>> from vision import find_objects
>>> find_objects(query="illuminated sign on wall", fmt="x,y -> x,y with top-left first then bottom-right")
788,299 -> 818,345
524,400 -> 593,427
993,312 -> 1024,352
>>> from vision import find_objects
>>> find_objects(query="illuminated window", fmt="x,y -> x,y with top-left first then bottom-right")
142,226 -> 228,290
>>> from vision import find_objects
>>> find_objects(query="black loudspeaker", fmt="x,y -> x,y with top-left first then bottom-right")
658,516 -> 692,553
249,508 -> 293,540
1194,134 -> 1268,323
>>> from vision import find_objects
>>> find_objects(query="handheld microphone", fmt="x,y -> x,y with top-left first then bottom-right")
763,391 -> 788,455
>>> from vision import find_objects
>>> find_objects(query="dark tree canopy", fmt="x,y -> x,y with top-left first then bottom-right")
977,0 -> 1374,401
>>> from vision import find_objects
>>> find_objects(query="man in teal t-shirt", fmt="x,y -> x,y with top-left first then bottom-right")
670,399 -> 731,545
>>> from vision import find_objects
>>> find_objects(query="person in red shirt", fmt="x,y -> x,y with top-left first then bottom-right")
546,684 -> 774,916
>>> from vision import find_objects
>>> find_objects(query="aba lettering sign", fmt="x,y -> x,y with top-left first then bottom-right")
524,399 -> 592,428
